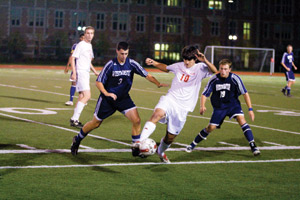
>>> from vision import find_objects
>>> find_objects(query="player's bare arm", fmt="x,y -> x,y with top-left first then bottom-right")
243,92 -> 255,121
195,50 -> 218,73
70,56 -> 77,81
145,74 -> 168,88
90,64 -> 99,76
65,56 -> 72,74
96,81 -> 117,101
292,62 -> 298,70
281,62 -> 290,71
145,58 -> 169,72
200,95 -> 207,115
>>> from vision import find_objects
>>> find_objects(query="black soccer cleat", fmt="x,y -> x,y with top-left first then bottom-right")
131,142 -> 140,157
281,88 -> 286,96
249,142 -> 261,156
71,136 -> 80,156
70,119 -> 84,129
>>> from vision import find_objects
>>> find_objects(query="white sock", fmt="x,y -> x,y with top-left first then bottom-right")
157,137 -> 171,156
71,101 -> 86,121
140,121 -> 156,141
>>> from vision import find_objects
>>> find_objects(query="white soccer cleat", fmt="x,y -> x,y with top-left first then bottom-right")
65,101 -> 74,106
158,152 -> 171,164
252,148 -> 261,156
185,145 -> 193,153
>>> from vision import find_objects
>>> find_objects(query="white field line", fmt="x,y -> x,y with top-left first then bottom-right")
0,112 -> 131,147
1,83 -> 300,135
1,158 -> 300,169
218,142 -> 240,147
79,145 -> 94,149
16,144 -> 36,150
1,145 -> 300,154
262,141 -> 285,146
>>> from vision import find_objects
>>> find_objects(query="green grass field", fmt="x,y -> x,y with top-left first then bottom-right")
0,67 -> 300,200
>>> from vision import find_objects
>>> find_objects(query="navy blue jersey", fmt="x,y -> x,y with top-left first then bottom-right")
97,57 -> 148,99
202,73 -> 247,109
281,52 -> 294,70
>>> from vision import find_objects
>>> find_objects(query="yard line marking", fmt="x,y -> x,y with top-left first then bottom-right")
173,142 -> 188,147
0,112 -> 131,147
262,141 -> 285,146
1,158 -> 300,169
46,108 -> 73,110
1,84 -> 300,135
79,145 -> 94,149
16,144 -> 36,150
1,145 -> 300,154
218,142 -> 240,147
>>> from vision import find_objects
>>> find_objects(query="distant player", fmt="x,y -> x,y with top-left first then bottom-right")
64,33 -> 84,106
138,45 -> 218,163
281,44 -> 297,97
70,26 -> 99,128
186,59 -> 260,156
70,41 -> 166,156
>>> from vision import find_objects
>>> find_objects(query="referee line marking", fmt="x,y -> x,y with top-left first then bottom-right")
1,158 -> 300,169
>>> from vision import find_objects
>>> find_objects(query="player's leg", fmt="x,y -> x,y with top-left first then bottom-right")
286,71 -> 295,97
71,116 -> 102,155
70,90 -> 91,128
65,80 -> 76,106
281,72 -> 289,96
186,109 -> 224,153
124,108 -> 142,142
140,108 -> 166,141
157,132 -> 177,163
186,124 -> 216,153
236,115 -> 260,156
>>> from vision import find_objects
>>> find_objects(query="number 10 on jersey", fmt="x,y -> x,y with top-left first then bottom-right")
180,74 -> 190,82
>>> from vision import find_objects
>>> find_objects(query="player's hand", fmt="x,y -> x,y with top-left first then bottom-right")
64,67 -> 69,74
286,68 -> 291,72
95,72 -> 100,76
200,106 -> 206,115
294,66 -> 298,70
248,110 -> 255,122
158,83 -> 169,88
71,72 -> 76,81
107,93 -> 117,101
145,58 -> 156,66
195,50 -> 205,62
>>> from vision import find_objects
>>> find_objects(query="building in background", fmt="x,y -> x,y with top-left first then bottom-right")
0,0 -> 299,71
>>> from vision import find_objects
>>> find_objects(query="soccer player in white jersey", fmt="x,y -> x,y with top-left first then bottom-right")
64,33 -> 84,106
281,45 -> 297,97
69,26 -> 99,128
138,45 -> 218,163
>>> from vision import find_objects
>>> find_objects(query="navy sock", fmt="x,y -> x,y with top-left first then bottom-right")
284,86 -> 287,90
70,86 -> 76,101
190,128 -> 209,148
132,134 -> 141,143
241,123 -> 254,142
75,129 -> 88,143
287,87 -> 291,95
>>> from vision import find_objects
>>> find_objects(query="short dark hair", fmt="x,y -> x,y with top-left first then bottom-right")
117,41 -> 129,51
79,33 -> 84,38
181,45 -> 198,61
219,59 -> 232,68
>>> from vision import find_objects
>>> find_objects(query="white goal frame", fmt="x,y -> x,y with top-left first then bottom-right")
204,46 -> 275,75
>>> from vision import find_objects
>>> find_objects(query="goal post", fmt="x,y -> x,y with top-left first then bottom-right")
204,46 -> 275,75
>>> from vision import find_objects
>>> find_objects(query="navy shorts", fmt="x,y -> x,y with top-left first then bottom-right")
94,94 -> 136,121
285,70 -> 295,81
210,104 -> 244,128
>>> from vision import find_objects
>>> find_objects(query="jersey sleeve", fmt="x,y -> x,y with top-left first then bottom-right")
232,74 -> 247,95
130,59 -> 148,77
202,75 -> 217,97
166,62 -> 180,73
72,42 -> 81,59
200,63 -> 213,79
97,60 -> 113,84
281,53 -> 287,63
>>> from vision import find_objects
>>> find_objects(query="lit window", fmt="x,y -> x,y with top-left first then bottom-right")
154,43 -> 180,61
243,22 -> 251,40
208,0 -> 223,10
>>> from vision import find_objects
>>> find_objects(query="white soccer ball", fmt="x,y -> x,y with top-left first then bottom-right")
139,138 -> 157,156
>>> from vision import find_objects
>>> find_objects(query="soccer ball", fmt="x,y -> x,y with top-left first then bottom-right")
139,138 -> 157,156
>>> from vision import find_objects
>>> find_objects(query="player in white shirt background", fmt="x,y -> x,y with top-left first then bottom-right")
70,26 -> 99,128
138,45 -> 218,163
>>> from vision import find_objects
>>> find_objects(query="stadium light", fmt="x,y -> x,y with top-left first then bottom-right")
228,35 -> 237,41
77,26 -> 82,31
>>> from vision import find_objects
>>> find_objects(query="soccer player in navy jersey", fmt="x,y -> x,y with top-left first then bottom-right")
281,45 -> 297,97
64,33 -> 84,106
186,59 -> 260,156
70,41 -> 166,156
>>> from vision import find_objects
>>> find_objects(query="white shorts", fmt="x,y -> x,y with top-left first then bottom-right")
155,95 -> 188,135
76,70 -> 90,92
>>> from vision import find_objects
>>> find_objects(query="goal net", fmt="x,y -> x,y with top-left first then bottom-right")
204,46 -> 275,75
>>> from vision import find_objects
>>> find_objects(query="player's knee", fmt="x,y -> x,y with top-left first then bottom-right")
206,125 -> 216,132
132,116 -> 141,126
